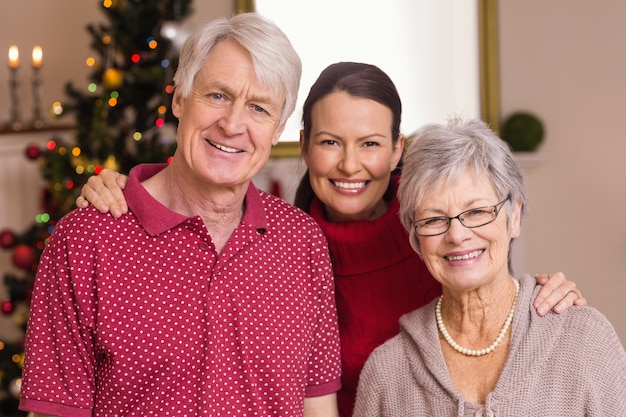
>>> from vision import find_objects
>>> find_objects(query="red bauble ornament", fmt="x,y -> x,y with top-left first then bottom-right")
0,229 -> 16,249
12,244 -> 37,270
1,299 -> 14,314
25,144 -> 41,160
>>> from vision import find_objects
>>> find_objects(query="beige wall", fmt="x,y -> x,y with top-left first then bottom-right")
500,0 -> 626,342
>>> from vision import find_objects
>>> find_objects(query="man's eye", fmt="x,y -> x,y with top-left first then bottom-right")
252,105 -> 266,114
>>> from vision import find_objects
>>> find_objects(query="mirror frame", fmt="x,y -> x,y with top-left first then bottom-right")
237,0 -> 500,157
478,0 -> 500,133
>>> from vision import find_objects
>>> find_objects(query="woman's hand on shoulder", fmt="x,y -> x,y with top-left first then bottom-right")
533,272 -> 587,316
75,168 -> 129,218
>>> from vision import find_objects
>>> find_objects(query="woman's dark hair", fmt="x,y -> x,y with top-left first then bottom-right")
293,62 -> 403,212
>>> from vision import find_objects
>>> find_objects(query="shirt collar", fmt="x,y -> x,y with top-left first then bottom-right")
125,163 -> 268,236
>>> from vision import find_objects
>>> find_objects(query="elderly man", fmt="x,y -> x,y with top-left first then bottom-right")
19,13 -> 341,417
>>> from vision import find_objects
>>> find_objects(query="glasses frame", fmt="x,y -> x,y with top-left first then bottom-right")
413,196 -> 510,237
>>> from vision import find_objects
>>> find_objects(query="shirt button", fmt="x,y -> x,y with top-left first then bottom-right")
474,408 -> 486,417
199,242 -> 209,250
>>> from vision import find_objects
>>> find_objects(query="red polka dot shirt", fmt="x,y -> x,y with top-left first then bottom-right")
20,164 -> 341,417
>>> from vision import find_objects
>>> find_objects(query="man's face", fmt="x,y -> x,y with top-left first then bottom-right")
171,39 -> 285,191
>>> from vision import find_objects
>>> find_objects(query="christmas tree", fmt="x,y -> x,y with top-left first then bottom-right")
0,1 -> 192,414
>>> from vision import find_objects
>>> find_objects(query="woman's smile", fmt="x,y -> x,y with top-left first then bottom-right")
444,249 -> 485,263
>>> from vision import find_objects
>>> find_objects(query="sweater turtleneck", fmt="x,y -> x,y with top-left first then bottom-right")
308,176 -> 416,276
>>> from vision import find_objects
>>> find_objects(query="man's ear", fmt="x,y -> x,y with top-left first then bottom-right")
171,89 -> 183,118
271,122 -> 286,146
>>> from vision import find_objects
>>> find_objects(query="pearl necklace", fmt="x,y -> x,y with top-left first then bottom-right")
436,277 -> 519,357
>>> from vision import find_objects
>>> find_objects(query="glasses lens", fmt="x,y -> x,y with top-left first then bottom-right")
415,217 -> 449,236
459,207 -> 497,227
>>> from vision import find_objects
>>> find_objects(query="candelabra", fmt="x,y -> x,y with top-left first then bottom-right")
31,65 -> 44,129
6,66 -> 23,131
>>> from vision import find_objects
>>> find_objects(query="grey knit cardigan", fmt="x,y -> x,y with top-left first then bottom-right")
354,273 -> 626,416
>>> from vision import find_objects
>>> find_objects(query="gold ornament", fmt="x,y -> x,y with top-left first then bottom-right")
102,68 -> 124,89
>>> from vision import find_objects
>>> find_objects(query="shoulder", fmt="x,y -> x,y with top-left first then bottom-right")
48,206 -> 141,254
52,206 -> 119,236
561,304 -> 621,342
522,276 -> 624,356
521,273 -> 615,337
540,305 -> 626,390
40,207 -> 133,267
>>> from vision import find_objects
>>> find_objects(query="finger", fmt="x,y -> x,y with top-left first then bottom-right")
573,292 -> 587,306
538,271 -> 566,291
98,171 -> 128,218
82,170 -> 128,218
532,272 -> 560,312
116,174 -> 129,189
533,272 -> 551,286
554,289 -> 586,314
534,272 -> 577,315
80,182 -> 112,214
75,195 -> 89,208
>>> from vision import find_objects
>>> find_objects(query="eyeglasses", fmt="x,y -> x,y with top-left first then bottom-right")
413,196 -> 510,237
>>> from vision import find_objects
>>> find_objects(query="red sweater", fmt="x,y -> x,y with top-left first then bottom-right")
309,176 -> 441,417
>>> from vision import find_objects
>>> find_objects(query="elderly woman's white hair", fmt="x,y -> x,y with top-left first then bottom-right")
173,12 -> 302,127
398,116 -> 528,259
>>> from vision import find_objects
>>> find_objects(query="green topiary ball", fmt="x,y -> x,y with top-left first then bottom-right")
501,112 -> 544,152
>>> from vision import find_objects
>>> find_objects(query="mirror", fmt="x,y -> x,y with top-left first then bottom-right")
244,0 -> 500,156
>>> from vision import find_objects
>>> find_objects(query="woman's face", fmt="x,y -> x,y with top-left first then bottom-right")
414,169 -> 522,292
300,91 -> 404,222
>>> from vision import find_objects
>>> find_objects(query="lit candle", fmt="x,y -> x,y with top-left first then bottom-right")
32,45 -> 43,68
8,45 -> 19,69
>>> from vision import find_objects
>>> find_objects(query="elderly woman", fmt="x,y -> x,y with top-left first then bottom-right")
353,117 -> 626,416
